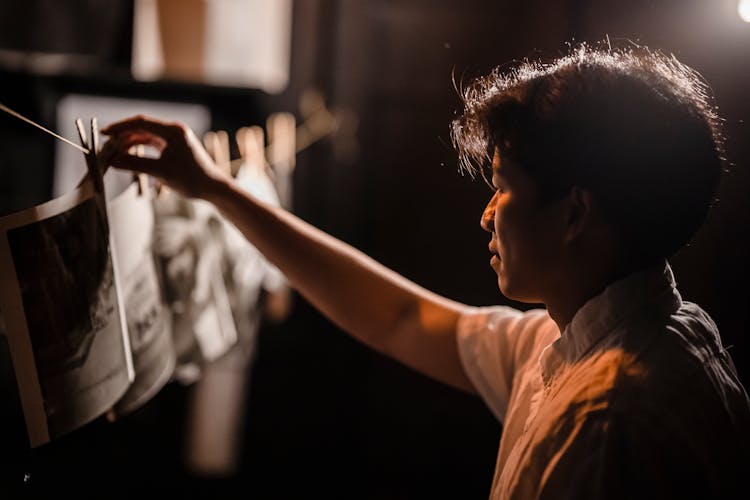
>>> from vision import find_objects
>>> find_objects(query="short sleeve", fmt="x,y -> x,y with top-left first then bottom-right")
456,306 -> 553,423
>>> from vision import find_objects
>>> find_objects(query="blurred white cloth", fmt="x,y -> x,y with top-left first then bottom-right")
185,160 -> 289,476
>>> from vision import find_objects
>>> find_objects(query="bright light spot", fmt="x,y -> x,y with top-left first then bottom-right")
739,0 -> 750,23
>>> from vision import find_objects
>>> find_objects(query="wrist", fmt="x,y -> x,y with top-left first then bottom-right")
202,171 -> 234,207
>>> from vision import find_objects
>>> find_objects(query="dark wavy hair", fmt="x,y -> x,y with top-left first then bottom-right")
451,42 -> 725,263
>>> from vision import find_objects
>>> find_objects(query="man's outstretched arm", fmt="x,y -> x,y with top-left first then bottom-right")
101,115 -> 475,393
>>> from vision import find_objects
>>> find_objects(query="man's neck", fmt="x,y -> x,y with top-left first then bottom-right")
544,261 -> 652,334
545,285 -> 602,334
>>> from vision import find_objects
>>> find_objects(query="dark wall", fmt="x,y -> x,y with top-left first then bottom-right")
0,1 -> 748,499
261,1 -> 750,498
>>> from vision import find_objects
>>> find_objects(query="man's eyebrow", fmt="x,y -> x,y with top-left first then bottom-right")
491,156 -> 501,174
493,163 -> 506,179
494,154 -> 516,179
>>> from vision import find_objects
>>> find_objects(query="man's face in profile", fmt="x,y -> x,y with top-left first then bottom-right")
481,149 -> 566,304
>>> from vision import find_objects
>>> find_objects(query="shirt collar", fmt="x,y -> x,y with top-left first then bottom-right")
539,261 -> 683,387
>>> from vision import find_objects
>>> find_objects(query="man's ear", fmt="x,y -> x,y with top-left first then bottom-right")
563,186 -> 595,243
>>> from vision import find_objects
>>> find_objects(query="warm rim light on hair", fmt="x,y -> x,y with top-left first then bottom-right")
739,0 -> 750,23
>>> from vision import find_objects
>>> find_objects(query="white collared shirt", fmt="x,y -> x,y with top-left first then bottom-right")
457,263 -> 750,499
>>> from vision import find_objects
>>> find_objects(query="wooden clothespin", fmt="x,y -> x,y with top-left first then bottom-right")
240,125 -> 265,176
203,130 -> 219,163
296,89 -> 336,152
267,112 -> 296,172
75,116 -> 109,234
124,145 -> 149,196
136,173 -> 148,196
267,113 -> 296,209
235,127 -> 247,162
295,88 -> 358,163
75,117 -> 104,195
216,130 -> 231,178
203,130 -> 231,177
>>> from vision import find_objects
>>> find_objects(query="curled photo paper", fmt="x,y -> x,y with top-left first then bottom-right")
0,177 -> 133,447
108,178 -> 175,416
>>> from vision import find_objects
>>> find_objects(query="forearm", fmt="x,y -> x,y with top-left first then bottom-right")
100,115 -> 473,391
203,177 -> 472,391
205,176 -> 455,346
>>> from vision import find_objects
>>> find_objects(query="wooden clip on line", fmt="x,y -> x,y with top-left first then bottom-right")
203,130 -> 232,177
75,117 -> 105,196
267,112 -> 296,174
296,89 -> 337,152
136,173 -> 148,196
236,125 -> 266,176
1,103 -> 157,200
129,145 -> 148,196
216,130 -> 231,177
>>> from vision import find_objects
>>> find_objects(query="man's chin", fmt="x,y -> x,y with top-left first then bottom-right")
497,275 -> 512,297
498,277 -> 541,304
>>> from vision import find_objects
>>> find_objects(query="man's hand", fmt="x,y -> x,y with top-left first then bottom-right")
100,115 -> 229,199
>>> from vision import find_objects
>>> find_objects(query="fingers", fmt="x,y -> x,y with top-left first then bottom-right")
106,152 -> 162,174
102,115 -> 185,140
98,131 -> 167,156
99,133 -> 165,166
118,131 -> 168,151
98,138 -> 121,169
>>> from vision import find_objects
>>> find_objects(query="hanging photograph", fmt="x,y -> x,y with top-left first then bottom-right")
0,177 -> 133,447
108,178 -> 175,416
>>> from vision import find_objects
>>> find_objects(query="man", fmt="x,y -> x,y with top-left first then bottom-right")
101,44 -> 750,498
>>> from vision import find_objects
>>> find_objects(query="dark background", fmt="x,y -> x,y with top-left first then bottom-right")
0,1 -> 748,498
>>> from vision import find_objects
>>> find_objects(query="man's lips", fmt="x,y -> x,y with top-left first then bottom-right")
488,241 -> 499,257
488,241 -> 500,266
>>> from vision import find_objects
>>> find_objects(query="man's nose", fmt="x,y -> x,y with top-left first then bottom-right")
480,192 -> 498,233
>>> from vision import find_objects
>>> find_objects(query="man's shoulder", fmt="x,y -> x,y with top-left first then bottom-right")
459,304 -> 553,331
463,305 -> 558,356
567,316 -> 750,441
548,314 -> 739,422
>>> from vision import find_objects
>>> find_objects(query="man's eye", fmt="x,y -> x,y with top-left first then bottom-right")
481,171 -> 494,192
481,169 -> 506,194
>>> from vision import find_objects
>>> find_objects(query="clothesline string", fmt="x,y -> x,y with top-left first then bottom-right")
0,102 -> 90,155
0,101 -> 339,166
